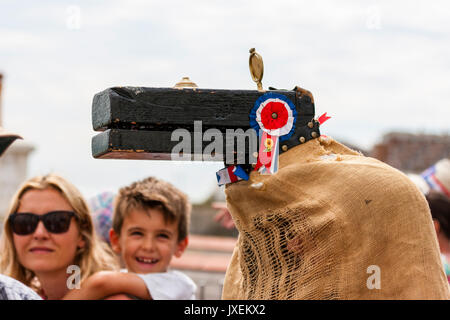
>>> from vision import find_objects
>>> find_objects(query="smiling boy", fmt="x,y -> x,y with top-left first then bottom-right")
64,177 -> 196,300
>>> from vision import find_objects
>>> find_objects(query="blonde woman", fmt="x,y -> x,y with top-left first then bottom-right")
0,174 -> 119,299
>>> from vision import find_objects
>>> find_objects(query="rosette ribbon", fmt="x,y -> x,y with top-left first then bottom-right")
249,92 -> 297,174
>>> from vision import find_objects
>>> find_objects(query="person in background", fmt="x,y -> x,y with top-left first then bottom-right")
0,127 -> 42,300
0,274 -> 41,300
89,191 -> 115,245
213,202 -> 235,230
408,158 -> 450,197
64,177 -> 196,300
426,191 -> 450,283
408,158 -> 450,284
0,174 -> 119,299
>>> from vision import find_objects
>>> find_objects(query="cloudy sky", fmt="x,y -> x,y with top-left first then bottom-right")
1,0 -> 449,203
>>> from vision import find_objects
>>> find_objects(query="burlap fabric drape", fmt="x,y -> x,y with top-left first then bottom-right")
222,137 -> 449,299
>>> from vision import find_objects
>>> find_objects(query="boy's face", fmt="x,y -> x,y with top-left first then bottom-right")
109,208 -> 188,274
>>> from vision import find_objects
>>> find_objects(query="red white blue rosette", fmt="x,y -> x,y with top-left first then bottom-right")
249,92 -> 297,174
249,92 -> 297,142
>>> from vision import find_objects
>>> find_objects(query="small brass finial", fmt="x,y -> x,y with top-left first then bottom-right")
249,48 -> 264,92
174,77 -> 198,89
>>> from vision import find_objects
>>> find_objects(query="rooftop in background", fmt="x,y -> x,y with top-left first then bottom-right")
170,234 -> 236,273
370,132 -> 450,173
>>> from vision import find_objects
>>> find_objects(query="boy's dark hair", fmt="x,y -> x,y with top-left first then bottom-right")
426,191 -> 450,239
113,177 -> 191,241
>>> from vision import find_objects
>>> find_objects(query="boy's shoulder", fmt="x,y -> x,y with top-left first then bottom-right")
134,270 -> 197,300
136,269 -> 196,287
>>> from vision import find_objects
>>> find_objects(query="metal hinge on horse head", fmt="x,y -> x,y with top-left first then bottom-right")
278,85 -> 320,154
266,85 -> 319,153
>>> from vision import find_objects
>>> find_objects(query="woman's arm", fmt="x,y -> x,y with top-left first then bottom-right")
63,271 -> 151,300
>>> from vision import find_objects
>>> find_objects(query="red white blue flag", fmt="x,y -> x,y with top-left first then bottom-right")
216,165 -> 249,186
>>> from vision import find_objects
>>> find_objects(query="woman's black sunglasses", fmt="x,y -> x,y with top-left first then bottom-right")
8,211 -> 76,235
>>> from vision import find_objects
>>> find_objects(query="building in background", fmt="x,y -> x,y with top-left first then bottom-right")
371,132 -> 450,173
0,74 -> 34,222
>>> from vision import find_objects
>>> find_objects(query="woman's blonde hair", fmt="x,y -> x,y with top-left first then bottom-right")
0,173 -> 119,290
